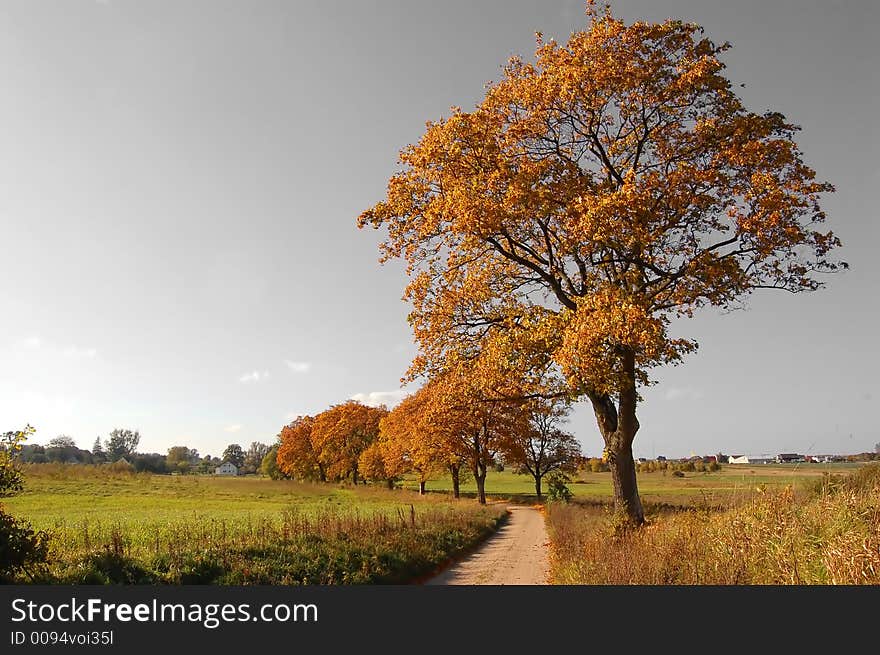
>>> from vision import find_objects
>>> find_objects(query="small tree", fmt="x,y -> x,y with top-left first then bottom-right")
167,446 -> 195,473
260,445 -> 286,479
105,428 -> 140,461
243,442 -> 271,474
504,400 -> 582,499
1,426 -> 50,580
47,435 -> 76,449
222,444 -> 245,469
91,437 -> 106,464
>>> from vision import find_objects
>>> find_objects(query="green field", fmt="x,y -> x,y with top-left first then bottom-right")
2,465 -> 505,584
7,462 -> 859,535
401,462 -> 864,504
3,461 -> 863,584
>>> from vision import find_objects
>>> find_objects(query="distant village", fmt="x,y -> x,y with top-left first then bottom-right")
640,452 -> 875,466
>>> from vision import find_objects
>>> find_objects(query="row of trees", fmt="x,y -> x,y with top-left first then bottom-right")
17,430 -> 273,476
276,391 -> 583,501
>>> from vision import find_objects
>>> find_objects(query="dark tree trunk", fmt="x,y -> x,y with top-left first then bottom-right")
450,465 -> 461,499
318,464 -> 326,483
475,473 -> 487,505
386,478 -> 394,490
474,459 -> 488,505
587,348 -> 645,526
418,480 -> 426,495
472,434 -> 488,505
352,466 -> 358,486
535,475 -> 543,500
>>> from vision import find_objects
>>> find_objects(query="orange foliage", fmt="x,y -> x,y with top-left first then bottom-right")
359,4 -> 843,522
310,401 -> 388,485
277,415 -> 324,482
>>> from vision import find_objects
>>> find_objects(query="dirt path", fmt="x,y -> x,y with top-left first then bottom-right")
425,505 -> 550,585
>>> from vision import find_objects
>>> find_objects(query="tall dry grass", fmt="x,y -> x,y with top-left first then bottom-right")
548,464 -> 880,585
29,503 -> 506,585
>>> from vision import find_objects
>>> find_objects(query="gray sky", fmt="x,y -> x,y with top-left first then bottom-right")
1,0 -> 877,459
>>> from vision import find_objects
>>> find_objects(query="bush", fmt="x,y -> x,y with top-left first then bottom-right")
1,425 -> 51,580
0,508 -> 50,581
672,470 -> 685,478
546,473 -> 573,503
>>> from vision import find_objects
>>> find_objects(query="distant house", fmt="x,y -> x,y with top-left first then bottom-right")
728,455 -> 750,464
215,461 -> 238,476
776,453 -> 802,463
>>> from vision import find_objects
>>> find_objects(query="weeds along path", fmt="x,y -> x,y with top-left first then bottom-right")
425,505 -> 550,585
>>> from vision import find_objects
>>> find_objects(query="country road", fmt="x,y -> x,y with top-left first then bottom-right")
425,505 -> 550,585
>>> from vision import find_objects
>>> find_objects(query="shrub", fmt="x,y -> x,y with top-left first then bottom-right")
672,470 -> 685,478
0,508 -> 50,581
1,425 -> 51,580
546,473 -> 573,503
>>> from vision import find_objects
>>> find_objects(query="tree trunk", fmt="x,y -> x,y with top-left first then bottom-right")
450,465 -> 461,499
352,466 -> 358,486
535,475 -> 542,500
474,458 -> 488,505
475,473 -> 486,505
418,480 -> 426,495
318,464 -> 326,483
386,478 -> 394,490
587,348 -> 645,526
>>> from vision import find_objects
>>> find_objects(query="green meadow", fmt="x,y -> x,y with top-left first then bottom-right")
401,462 -> 863,504
3,465 -> 505,584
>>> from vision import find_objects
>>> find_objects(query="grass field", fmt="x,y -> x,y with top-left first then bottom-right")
4,461 -> 867,584
401,462 -> 865,505
3,465 -> 506,584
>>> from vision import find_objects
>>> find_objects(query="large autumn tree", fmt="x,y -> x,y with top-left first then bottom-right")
359,4 -> 843,524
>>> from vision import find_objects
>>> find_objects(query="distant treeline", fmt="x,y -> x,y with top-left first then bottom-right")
17,430 -> 274,476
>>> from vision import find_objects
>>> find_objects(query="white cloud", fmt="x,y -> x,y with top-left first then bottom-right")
349,390 -> 408,408
224,424 -> 242,433
239,370 -> 269,383
664,386 -> 705,401
16,337 -> 96,359
63,346 -> 97,359
285,360 -> 311,373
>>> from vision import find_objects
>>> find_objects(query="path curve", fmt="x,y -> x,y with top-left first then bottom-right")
425,505 -> 550,585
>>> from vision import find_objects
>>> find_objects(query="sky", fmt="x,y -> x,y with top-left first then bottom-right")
0,0 -> 877,460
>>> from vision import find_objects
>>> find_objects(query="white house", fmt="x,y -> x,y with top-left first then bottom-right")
215,461 -> 238,476
728,455 -> 750,464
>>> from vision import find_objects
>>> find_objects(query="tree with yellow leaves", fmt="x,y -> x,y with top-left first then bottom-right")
379,387 -> 470,496
276,415 -> 325,482
359,4 -> 844,524
310,401 -> 388,485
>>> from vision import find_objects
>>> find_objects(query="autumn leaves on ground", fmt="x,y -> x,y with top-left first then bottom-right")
2,3 -> 867,585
